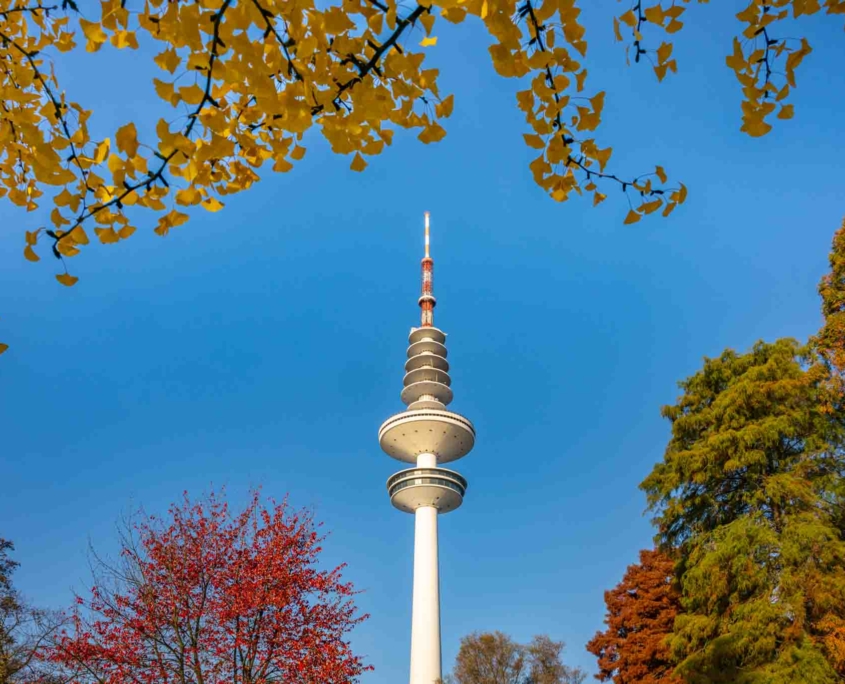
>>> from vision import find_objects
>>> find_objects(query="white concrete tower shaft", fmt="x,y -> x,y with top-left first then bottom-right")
379,213 -> 476,684
410,502 -> 441,683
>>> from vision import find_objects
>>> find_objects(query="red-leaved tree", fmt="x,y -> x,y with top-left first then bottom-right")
47,490 -> 371,684
586,549 -> 681,684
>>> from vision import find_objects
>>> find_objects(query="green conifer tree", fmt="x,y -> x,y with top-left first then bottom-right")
641,339 -> 845,683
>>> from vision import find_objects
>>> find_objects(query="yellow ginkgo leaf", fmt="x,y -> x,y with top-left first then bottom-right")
623,209 -> 642,225
167,210 -> 191,226
154,47 -> 181,74
655,165 -> 668,183
420,12 -> 435,35
290,146 -> 306,161
435,95 -> 454,118
742,116 -> 772,137
324,6 -> 355,33
176,187 -> 202,205
441,7 -> 467,23
594,147 -> 612,171
613,17 -> 623,42
70,226 -> 90,245
51,208 -> 70,228
523,134 -> 545,150
367,12 -> 383,33
56,241 -> 80,257
94,138 -> 110,164
644,5 -> 665,25
0,343 -> 8,355
725,38 -> 746,73
202,197 -> 224,212
593,192 -> 607,206
79,19 -> 107,51
619,10 -> 637,27
180,84 -> 205,106
576,69 -> 588,92
350,152 -> 367,172
24,245 -> 39,262
418,122 -> 447,144
56,273 -> 79,287
95,227 -> 120,244
640,199 -> 663,215
420,36 -> 438,47
116,122 -> 139,157
153,79 -> 179,106
111,30 -> 139,50
777,104 -> 794,120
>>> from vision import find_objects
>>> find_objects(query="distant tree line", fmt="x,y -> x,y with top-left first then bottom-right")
441,631 -> 585,684
588,221 -> 845,683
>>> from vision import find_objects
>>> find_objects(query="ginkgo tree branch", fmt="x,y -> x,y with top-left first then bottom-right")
2,0 -> 691,311
249,0 -> 303,82
0,29 -> 90,192
0,66 -> 21,143
523,2 -> 562,127
0,3 -> 58,17
330,4 -> 428,107
522,0 -> 671,203
54,0 -> 234,243
363,0 -> 389,12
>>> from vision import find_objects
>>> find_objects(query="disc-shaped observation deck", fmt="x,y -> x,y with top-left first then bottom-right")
378,409 -> 476,464
387,467 -> 468,513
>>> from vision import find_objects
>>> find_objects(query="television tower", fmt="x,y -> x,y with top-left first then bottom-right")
379,212 -> 476,684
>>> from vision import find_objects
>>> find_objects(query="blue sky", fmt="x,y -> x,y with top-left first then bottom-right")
1,2 -> 844,681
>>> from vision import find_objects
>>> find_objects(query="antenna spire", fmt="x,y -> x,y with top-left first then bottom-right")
419,212 -> 435,327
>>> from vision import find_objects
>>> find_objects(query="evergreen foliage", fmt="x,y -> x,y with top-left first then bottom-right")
641,339 -> 845,683
813,221 -> 845,414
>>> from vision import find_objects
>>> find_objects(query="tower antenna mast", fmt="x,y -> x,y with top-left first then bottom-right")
420,211 -> 435,328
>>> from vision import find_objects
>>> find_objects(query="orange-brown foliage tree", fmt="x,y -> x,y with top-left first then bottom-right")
586,549 -> 681,684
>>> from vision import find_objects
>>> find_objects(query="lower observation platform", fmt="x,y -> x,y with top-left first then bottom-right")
387,467 -> 468,513
378,409 -> 476,464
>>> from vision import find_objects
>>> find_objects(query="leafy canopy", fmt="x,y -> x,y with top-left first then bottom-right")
812,220 -> 845,413
446,631 -> 585,684
0,0 -> 839,353
47,489 -> 371,684
3,0 -> 840,295
586,549 -> 682,684
641,339 -> 845,683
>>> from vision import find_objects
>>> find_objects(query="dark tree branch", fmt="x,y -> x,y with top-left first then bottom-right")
49,0 -> 234,242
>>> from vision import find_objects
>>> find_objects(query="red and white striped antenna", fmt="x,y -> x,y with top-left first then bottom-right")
419,211 -> 435,327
